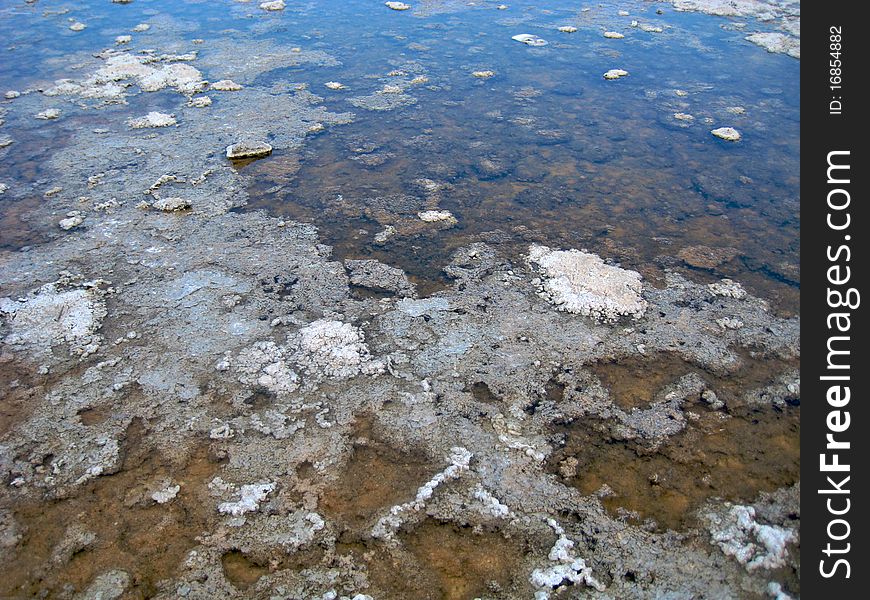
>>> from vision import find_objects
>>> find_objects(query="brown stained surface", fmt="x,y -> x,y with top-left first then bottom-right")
550,354 -> 800,532
319,419 -> 433,534
346,521 -> 529,600
591,353 -> 702,411
221,550 -> 270,590
0,359 -> 43,437
403,521 -> 529,600
2,424 -> 221,598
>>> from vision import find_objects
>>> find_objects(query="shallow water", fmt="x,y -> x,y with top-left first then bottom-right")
1,0 -> 799,309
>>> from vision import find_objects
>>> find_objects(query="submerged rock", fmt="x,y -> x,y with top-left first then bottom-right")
639,23 -> 664,33
324,81 -> 345,90
558,26 -> 578,33
418,209 -> 457,225
604,31 -> 625,39
36,108 -> 61,120
69,22 -> 86,32
512,34 -> 549,47
527,244 -> 647,322
225,141 -> 273,159
128,111 -> 177,128
711,126 -> 741,141
472,70 -> 495,78
678,244 -> 739,269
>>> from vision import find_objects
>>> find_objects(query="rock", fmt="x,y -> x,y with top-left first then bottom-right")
711,126 -> 741,141
708,278 -> 747,299
385,1 -> 411,10
187,96 -> 212,108
260,0 -> 286,10
225,141 -> 273,159
132,23 -> 150,32
677,245 -> 739,269
4,90 -> 20,99
59,215 -> 84,230
640,23 -> 664,33
674,112 -> 694,121
528,244 -> 647,322
558,26 -> 578,33
346,259 -> 416,297
36,108 -> 61,120
604,31 -> 625,38
210,79 -> 242,91
127,112 -> 177,128
603,69 -> 629,80
472,70 -> 495,78
324,81 -> 345,90
115,35 -> 132,44
726,106 -> 746,114
512,34 -> 548,46
418,209 -> 457,225
151,197 -> 191,212
69,22 -> 86,32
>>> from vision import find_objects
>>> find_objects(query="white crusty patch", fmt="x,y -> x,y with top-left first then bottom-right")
291,319 -> 384,379
706,504 -> 796,570
217,482 -> 276,516
0,273 -> 108,359
228,341 -> 300,395
530,519 -> 605,597
527,244 -> 647,322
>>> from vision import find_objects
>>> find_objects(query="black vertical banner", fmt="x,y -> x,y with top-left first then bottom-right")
803,2 -> 868,597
